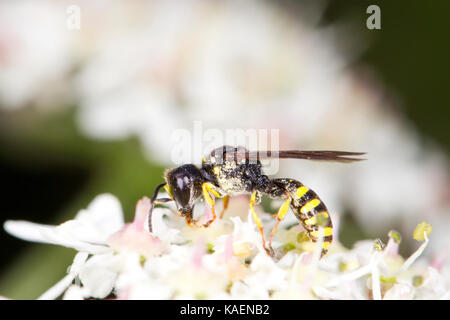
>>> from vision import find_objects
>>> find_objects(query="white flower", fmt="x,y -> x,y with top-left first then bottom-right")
4,194 -> 123,254
4,194 -> 168,299
214,212 -> 265,259
414,267 -> 449,300
383,283 -> 414,300
244,253 -> 288,294
4,193 -> 450,300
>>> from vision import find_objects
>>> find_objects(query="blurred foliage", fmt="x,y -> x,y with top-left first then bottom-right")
320,0 -> 450,152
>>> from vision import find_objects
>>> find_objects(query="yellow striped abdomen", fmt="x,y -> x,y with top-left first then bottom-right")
290,184 -> 333,257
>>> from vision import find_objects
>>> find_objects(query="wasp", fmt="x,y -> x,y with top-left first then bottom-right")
148,145 -> 365,257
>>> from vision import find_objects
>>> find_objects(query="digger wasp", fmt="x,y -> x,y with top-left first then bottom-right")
148,145 -> 365,257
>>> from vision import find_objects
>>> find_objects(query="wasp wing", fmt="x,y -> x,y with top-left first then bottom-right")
237,150 -> 366,163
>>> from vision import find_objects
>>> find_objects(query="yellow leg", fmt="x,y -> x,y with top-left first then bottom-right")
220,195 -> 229,219
269,196 -> 291,249
250,191 -> 271,255
201,182 -> 221,227
185,216 -> 195,227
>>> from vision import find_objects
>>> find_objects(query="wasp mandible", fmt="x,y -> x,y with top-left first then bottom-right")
148,145 -> 365,257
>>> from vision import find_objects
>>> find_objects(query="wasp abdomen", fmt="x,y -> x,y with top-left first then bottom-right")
289,183 -> 333,256
265,178 -> 333,256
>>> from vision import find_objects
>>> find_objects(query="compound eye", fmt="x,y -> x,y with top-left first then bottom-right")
169,175 -> 193,213
176,177 -> 191,203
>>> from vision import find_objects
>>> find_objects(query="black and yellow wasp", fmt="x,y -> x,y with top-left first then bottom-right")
148,145 -> 365,257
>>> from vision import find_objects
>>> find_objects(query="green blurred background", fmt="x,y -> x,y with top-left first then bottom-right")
0,0 -> 449,299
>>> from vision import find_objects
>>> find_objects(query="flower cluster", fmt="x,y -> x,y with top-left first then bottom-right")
4,194 -> 449,300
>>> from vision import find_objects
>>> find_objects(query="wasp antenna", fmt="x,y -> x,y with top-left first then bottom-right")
148,183 -> 167,233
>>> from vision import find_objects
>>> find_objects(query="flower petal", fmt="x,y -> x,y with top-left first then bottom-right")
78,252 -> 123,299
73,193 -> 125,240
4,220 -> 111,254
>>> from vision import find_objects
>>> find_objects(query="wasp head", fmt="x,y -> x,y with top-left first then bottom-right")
164,164 -> 204,219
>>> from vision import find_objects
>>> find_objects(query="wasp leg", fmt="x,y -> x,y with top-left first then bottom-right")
219,195 -> 230,219
269,194 -> 291,250
200,182 -> 222,227
147,197 -> 174,232
184,212 -> 196,227
148,183 -> 172,233
249,191 -> 272,256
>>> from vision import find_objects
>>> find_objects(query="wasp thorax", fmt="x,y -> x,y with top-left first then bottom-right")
165,164 -> 204,215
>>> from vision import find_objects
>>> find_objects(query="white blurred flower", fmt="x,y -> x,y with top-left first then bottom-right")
0,1 -> 72,109
4,193 -> 450,300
